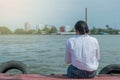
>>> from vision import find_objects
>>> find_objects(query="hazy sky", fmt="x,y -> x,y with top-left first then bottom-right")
0,0 -> 120,30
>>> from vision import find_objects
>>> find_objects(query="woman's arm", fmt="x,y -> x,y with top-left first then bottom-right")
96,39 -> 100,60
65,40 -> 71,64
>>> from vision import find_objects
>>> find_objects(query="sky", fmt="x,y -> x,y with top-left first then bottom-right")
0,0 -> 120,30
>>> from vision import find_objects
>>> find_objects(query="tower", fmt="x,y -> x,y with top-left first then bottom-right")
25,22 -> 30,31
85,8 -> 87,23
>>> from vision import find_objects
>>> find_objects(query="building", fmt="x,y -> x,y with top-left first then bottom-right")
38,24 -> 46,30
59,26 -> 65,32
119,31 -> 120,34
65,25 -> 72,32
36,24 -> 53,30
25,22 -> 30,31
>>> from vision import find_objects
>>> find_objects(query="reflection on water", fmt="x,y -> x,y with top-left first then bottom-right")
0,35 -> 120,74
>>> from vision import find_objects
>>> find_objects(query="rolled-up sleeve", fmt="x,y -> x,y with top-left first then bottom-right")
65,40 -> 71,64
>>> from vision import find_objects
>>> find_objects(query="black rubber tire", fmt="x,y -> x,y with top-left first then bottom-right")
0,61 -> 27,74
99,64 -> 120,74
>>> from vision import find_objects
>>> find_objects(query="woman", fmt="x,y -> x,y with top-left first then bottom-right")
65,20 -> 100,78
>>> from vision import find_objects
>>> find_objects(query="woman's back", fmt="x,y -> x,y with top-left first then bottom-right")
67,35 -> 100,71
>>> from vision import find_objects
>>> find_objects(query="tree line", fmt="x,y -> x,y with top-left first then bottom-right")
0,26 -> 57,35
90,27 -> 119,35
0,26 -> 119,35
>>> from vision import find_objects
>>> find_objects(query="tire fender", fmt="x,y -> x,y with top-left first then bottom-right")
99,64 -> 120,74
0,61 -> 27,74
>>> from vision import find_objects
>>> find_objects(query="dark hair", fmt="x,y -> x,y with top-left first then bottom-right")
74,20 -> 89,34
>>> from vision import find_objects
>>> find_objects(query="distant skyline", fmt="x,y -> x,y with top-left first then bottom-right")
0,0 -> 120,30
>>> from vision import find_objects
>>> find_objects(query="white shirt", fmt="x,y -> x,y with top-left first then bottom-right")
65,35 -> 100,71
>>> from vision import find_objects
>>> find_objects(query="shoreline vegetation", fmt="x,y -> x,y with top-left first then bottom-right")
0,26 -> 120,35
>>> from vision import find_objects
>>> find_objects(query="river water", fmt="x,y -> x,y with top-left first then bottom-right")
0,35 -> 120,74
